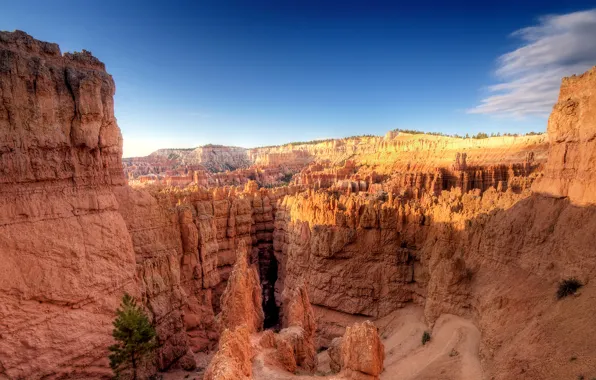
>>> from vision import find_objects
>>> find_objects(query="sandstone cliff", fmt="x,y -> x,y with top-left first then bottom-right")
4,29 -> 596,380
124,128 -> 548,194
216,240 -> 264,333
0,31 -> 195,378
0,30 -> 137,379
533,66 -> 596,205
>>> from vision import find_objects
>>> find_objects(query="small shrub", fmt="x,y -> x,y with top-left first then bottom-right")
557,278 -> 583,299
422,331 -> 431,345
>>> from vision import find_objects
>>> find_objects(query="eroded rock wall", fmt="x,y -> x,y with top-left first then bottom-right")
0,31 -> 137,378
271,68 -> 596,379
203,325 -> 253,380
0,31 -> 196,378
216,240 -> 264,333
533,66 -> 596,205
340,321 -> 385,380
4,29 -> 596,380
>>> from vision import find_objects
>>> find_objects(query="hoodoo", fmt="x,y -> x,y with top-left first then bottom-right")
2,30 -> 596,380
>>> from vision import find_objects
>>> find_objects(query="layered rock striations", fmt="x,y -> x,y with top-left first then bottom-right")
4,30 -> 596,380
275,281 -> 317,372
339,321 -> 385,380
0,31 -> 196,378
203,325 -> 253,380
113,187 -> 197,369
533,66 -> 596,205
0,31 -> 138,379
124,130 -> 549,195
216,241 -> 264,333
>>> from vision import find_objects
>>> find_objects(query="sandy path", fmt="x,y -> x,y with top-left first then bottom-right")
378,308 -> 483,380
165,306 -> 483,380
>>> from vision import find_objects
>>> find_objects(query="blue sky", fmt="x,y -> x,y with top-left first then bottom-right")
2,0 -> 596,157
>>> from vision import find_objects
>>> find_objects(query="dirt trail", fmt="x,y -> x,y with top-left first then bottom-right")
250,306 -> 483,380
165,306 -> 483,380
377,307 -> 482,380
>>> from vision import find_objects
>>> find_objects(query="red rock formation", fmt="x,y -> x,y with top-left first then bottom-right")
533,66 -> 596,205
216,240 -> 264,333
0,30 -> 137,379
203,325 -> 253,380
340,321 -> 385,380
5,29 -> 596,380
275,281 -> 317,372
328,337 -> 342,373
273,190 -> 425,323
0,31 -> 197,378
114,187 -> 196,370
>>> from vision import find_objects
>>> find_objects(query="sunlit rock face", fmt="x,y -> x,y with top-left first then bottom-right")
4,29 -> 596,380
533,66 -> 596,205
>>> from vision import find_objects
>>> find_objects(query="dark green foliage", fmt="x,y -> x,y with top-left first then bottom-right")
109,293 -> 157,379
557,278 -> 583,299
421,331 -> 431,345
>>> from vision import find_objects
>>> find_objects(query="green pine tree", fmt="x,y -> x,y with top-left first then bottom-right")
109,293 -> 157,380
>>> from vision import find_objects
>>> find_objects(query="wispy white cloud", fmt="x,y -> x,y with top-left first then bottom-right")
469,9 -> 596,117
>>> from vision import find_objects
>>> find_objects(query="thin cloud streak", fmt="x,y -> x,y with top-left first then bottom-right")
469,9 -> 596,117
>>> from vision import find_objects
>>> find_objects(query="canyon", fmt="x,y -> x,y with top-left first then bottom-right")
1,31 -> 596,380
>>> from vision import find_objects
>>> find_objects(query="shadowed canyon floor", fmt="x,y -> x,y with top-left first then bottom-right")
2,31 -> 596,380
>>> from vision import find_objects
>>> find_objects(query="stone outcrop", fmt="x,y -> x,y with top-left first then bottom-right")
203,325 -> 253,380
0,31 -> 197,378
328,337 -> 342,373
0,30 -> 137,379
339,321 -> 385,380
273,189 -> 426,321
274,281 -> 317,372
148,145 -> 250,173
125,128 -> 548,195
533,66 -> 596,205
216,240 -> 264,333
